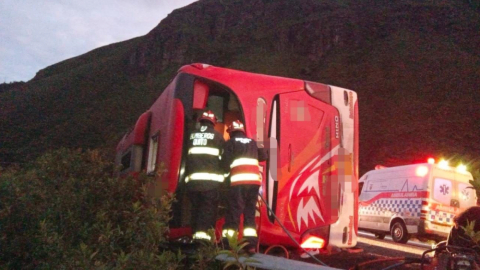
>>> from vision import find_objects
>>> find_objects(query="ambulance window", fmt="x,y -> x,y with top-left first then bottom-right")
433,177 -> 452,205
458,183 -> 477,208
147,133 -> 159,175
256,98 -> 267,148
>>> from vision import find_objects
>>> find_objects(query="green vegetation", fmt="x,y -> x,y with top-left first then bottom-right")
218,231 -> 259,270
462,220 -> 480,246
0,148 -> 257,269
469,170 -> 480,204
0,148 -> 182,269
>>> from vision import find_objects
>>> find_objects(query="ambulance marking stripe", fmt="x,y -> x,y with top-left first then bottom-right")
359,191 -> 428,206
359,198 -> 423,218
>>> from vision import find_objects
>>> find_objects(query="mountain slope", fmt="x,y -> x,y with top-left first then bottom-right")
1,0 -> 479,175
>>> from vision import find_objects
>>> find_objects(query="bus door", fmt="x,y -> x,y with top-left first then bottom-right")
266,91 -> 339,232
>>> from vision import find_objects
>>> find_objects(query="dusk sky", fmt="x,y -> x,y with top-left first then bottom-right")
0,0 -> 197,83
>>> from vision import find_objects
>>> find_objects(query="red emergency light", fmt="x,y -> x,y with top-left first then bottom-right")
427,158 -> 435,164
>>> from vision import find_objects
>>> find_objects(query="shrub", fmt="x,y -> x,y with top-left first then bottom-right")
0,148 -> 182,269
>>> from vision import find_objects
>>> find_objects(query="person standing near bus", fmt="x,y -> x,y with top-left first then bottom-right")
221,120 -> 267,253
185,110 -> 225,242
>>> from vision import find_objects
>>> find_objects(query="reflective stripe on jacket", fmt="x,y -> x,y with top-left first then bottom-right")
230,157 -> 260,185
188,147 -> 221,157
222,132 -> 265,186
186,123 -> 225,191
186,172 -> 225,183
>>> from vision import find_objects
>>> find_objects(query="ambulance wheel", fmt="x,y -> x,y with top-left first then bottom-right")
391,221 -> 409,244
374,233 -> 385,240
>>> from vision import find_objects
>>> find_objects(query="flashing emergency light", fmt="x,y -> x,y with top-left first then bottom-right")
456,164 -> 467,174
427,158 -> 435,164
300,236 -> 325,249
416,166 -> 429,177
438,159 -> 449,169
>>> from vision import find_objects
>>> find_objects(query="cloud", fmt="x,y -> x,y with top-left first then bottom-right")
0,0 -> 197,82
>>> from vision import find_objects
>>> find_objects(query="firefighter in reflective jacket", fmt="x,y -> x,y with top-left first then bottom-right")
221,120 -> 267,252
185,110 -> 225,242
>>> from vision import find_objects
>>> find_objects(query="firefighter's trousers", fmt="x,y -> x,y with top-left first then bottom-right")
223,185 -> 259,246
189,188 -> 219,239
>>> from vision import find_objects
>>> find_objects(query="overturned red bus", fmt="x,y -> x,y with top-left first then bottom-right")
115,63 -> 359,250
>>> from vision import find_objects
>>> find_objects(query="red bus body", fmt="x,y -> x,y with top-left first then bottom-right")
115,63 -> 359,249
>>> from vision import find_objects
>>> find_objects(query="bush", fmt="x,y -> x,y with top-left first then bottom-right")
0,148 -> 182,269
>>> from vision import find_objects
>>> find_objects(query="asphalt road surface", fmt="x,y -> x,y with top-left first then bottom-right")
298,231 -> 435,269
357,231 -> 433,257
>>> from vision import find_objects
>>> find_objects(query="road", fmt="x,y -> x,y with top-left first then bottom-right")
357,231 -> 433,257
299,231 -> 436,269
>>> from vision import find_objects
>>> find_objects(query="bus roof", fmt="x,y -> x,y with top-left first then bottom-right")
178,63 -> 306,97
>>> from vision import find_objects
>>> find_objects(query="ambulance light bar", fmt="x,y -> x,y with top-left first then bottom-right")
438,159 -> 449,169
416,166 -> 429,177
374,158 -> 469,175
456,164 -> 467,174
431,158 -> 469,175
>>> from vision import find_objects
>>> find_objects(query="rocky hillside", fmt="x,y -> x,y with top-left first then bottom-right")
1,0 -> 479,176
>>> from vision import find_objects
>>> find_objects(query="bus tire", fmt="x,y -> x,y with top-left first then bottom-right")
375,233 -> 386,240
391,221 -> 409,244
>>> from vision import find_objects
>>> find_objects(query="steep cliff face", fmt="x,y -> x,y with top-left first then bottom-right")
1,0 -> 480,175
126,0 -> 480,77
128,0 -> 359,75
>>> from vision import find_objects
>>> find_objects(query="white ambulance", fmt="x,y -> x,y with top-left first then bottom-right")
358,159 -> 477,243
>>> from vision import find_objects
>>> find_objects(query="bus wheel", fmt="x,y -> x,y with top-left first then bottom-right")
374,233 -> 385,240
391,221 -> 409,243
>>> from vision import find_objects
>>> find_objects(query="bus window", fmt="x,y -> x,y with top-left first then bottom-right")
207,95 -> 224,123
193,80 -> 209,110
147,133 -> 159,175
256,97 -> 267,148
120,149 -> 132,172
266,98 -> 279,223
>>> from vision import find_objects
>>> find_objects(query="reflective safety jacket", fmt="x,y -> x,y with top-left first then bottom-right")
185,123 -> 225,191
222,132 -> 267,186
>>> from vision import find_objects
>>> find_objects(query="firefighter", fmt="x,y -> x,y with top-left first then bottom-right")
221,120 -> 267,253
185,110 -> 225,243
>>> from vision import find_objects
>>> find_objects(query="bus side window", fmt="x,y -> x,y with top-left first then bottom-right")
256,97 -> 267,148
193,80 -> 209,110
120,149 -> 132,172
147,132 -> 159,175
